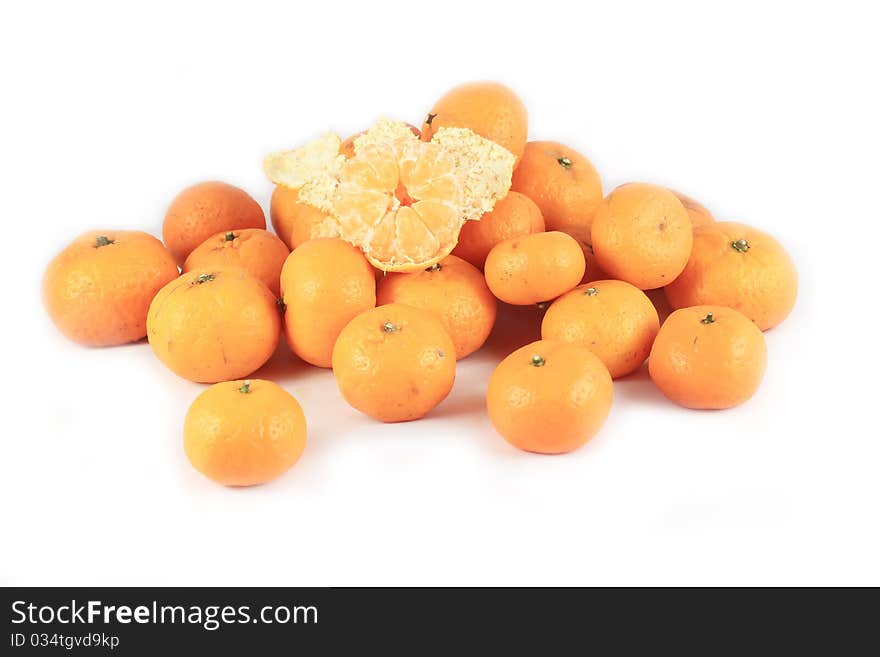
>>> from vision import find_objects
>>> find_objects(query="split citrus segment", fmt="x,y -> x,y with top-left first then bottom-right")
263,118 -> 516,272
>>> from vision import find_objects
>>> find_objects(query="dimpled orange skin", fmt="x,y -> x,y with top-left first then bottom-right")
421,81 -> 528,164
331,303 -> 456,423
184,379 -> 306,487
43,230 -> 179,346
163,181 -> 266,264
377,255 -> 497,360
649,305 -> 767,409
147,269 -> 280,383
511,141 -> 603,239
542,280 -> 660,379
487,339 -> 613,454
591,183 -> 693,290
280,238 -> 376,368
664,222 -> 798,331
269,185 -> 335,250
182,228 -> 289,296
671,190 -> 715,228
484,231 -> 585,305
452,191 -> 545,269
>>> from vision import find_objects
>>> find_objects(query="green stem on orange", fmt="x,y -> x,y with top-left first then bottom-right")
426,263 -> 442,272
701,312 -> 716,325
225,232 -> 236,242
193,273 -> 216,285
95,235 -> 114,248
238,380 -> 251,394
731,238 -> 750,253
383,322 -> 401,333
585,286 -> 599,297
425,113 -> 437,126
531,354 -> 546,367
557,157 -> 572,169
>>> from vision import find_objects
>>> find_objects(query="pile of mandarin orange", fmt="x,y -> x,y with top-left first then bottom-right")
43,81 -> 797,486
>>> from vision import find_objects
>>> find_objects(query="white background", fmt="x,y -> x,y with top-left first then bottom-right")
2,1 -> 878,586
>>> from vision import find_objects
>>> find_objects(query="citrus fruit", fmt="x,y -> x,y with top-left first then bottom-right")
147,269 -> 280,383
664,221 -> 797,330
420,81 -> 528,164
542,280 -> 660,378
264,118 -> 515,271
484,231 -> 585,305
331,303 -> 455,422
43,230 -> 179,346
182,228 -> 289,296
279,238 -> 376,368
184,379 -> 307,486
510,141 -> 603,239
671,190 -> 714,228
376,255 -> 497,359
163,181 -> 265,264
487,339 -> 613,454
269,185 -> 338,250
591,183 -> 693,289
649,306 -> 767,409
452,191 -> 544,269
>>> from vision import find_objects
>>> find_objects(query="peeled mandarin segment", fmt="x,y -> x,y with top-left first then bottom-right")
400,143 -> 454,190
333,185 -> 389,238
342,145 -> 400,192
394,206 -> 440,263
408,172 -> 460,205
412,200 -> 459,246
367,212 -> 399,262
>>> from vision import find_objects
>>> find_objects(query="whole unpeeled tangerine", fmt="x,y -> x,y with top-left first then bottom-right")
43,230 -> 179,347
541,280 -> 659,379
147,269 -> 280,383
511,141 -> 603,239
182,228 -> 289,297
163,181 -> 265,264
331,303 -> 456,423
184,379 -> 306,486
591,183 -> 693,290
377,255 -> 497,359
664,221 -> 797,331
279,238 -> 376,368
487,339 -> 613,454
484,231 -> 585,305
649,305 -> 767,409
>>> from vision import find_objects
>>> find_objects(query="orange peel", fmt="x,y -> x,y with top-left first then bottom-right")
263,118 -> 515,271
